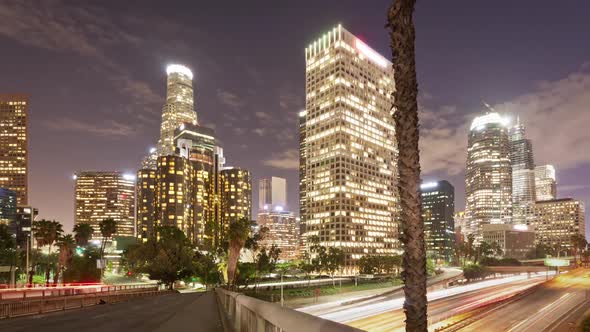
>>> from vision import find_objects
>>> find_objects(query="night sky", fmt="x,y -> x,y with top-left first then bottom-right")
1,1 -> 589,237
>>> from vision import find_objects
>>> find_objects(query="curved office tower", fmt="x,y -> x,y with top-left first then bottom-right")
157,64 -> 197,156
465,112 -> 512,241
509,119 -> 536,224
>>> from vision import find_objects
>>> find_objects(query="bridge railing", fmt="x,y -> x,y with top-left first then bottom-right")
216,287 -> 363,332
0,283 -> 159,301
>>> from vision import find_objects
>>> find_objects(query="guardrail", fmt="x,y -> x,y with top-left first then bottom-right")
0,283 -> 158,301
0,287 -> 168,319
216,288 -> 363,332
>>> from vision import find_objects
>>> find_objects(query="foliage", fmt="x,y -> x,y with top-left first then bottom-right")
98,218 -> 117,261
193,251 -> 222,289
526,243 -> 552,259
358,255 -> 402,275
63,246 -> 101,283
235,262 -> 257,288
426,258 -> 436,276
0,224 -> 16,266
54,234 -> 76,285
480,257 -> 522,266
32,219 -> 63,285
73,223 -> 94,246
463,264 -> 489,281
125,226 -> 193,289
226,218 -> 251,287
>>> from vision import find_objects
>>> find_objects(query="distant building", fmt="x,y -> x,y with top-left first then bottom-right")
257,210 -> 298,261
454,211 -> 467,245
298,110 -> 307,244
482,224 -> 535,260
157,64 -> 198,156
510,119 -> 536,224
259,177 -> 287,211
74,171 -> 136,241
531,198 -> 585,253
465,111 -> 512,241
15,206 -> 37,248
535,165 -> 557,201
0,188 -> 17,235
0,94 -> 29,206
136,169 -> 156,243
421,181 -> 455,261
141,148 -> 158,170
220,167 -> 252,238
301,25 -> 399,270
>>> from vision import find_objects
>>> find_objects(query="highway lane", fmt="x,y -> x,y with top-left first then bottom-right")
457,269 -> 590,332
0,291 -> 223,332
305,273 -> 549,325
345,277 -> 544,331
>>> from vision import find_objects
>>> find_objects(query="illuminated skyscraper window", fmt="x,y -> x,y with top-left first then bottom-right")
0,94 -> 28,206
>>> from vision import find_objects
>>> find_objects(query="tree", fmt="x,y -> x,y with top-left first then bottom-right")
73,223 -> 94,247
98,218 -> 117,266
63,246 -> 101,283
54,234 -> 76,285
32,219 -> 64,286
126,226 -> 194,289
387,0 -> 427,330
325,247 -> 345,287
571,234 -> 588,266
0,225 -> 17,285
226,218 -> 251,287
193,251 -> 222,290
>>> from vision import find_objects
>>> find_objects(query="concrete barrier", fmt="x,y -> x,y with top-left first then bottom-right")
216,288 -> 363,332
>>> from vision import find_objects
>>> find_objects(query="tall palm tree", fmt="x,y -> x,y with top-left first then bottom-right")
571,234 -> 588,266
32,219 -> 64,286
54,234 -> 76,285
98,218 -> 117,268
387,1 -> 427,331
226,218 -> 250,288
73,223 -> 94,246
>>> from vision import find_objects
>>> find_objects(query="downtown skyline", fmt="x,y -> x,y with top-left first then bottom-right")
0,1 -> 589,236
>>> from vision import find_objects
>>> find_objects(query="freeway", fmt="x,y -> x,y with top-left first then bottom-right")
300,272 -> 553,331
457,268 -> 590,332
0,291 -> 223,332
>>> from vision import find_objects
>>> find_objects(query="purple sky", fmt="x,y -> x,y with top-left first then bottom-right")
0,1 -> 588,237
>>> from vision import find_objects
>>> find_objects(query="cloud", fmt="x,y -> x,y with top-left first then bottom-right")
44,118 -> 139,137
217,89 -> 245,109
253,128 -> 266,136
263,149 -> 299,170
560,184 -> 590,192
255,111 -> 271,121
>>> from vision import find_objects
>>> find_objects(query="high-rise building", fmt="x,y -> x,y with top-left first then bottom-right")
136,169 -> 156,243
454,211 -> 467,244
15,206 -> 37,248
141,147 -> 158,170
257,210 -> 298,261
220,167 -> 252,239
465,111 -> 512,241
301,25 -> 399,270
535,165 -> 557,201
420,181 -> 455,261
259,177 -> 287,211
510,119 -> 536,224
0,94 -> 28,206
298,110 -> 307,243
74,171 -> 136,240
482,224 -> 535,260
157,64 -> 197,156
531,198 -> 585,252
0,188 -> 17,235
154,155 -> 195,242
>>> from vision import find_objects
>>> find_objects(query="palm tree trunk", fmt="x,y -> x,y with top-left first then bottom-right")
387,1 -> 427,331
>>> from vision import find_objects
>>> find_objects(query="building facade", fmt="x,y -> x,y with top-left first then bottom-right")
420,181 -> 455,261
74,171 -> 136,240
157,64 -> 198,156
509,120 -> 536,224
535,165 -> 557,201
531,198 -> 585,252
257,210 -> 299,261
298,110 -> 307,243
0,188 -> 17,235
220,167 -> 252,238
465,112 -> 512,241
136,169 -> 156,243
259,177 -> 287,211
15,206 -> 37,248
0,94 -> 28,206
301,25 -> 399,270
482,224 -> 535,260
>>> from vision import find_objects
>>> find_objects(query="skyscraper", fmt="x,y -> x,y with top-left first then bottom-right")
420,181 -> 455,261
535,165 -> 557,201
301,25 -> 399,270
298,110 -> 307,242
74,171 -> 136,240
157,64 -> 197,156
136,168 -> 156,243
465,111 -> 512,240
0,188 -> 17,235
220,167 -> 252,239
509,119 -> 536,224
258,177 -> 287,211
0,94 -> 28,206
257,210 -> 298,261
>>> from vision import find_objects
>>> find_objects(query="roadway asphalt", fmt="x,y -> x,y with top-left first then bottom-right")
458,269 -> 590,332
0,291 -> 224,332
342,276 -> 545,331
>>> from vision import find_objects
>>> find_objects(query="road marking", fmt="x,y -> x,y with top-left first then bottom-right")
507,293 -> 572,332
544,297 -> 589,332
